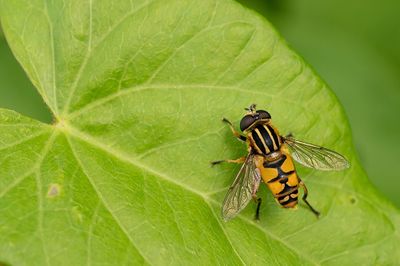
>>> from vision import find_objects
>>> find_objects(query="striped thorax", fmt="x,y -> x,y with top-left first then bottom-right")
247,124 -> 282,155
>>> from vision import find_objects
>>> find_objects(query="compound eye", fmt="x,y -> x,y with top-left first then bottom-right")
240,115 -> 256,131
256,110 -> 271,119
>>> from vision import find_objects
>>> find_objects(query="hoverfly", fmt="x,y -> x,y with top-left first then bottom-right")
212,104 -> 349,221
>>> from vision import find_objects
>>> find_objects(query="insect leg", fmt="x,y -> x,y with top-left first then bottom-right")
299,179 -> 320,218
222,117 -> 247,142
210,157 -> 246,166
254,197 -> 262,221
282,133 -> 294,139
252,168 -> 262,220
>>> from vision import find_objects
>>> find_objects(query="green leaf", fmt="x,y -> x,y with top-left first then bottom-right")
0,0 -> 399,265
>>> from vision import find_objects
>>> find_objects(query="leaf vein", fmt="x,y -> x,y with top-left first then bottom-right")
62,0 -> 157,115
237,37 -> 278,86
66,84 -> 303,120
143,19 -> 240,85
35,132 -> 59,266
67,135 -> 152,265
86,200 -> 101,266
43,0 -> 58,114
319,234 -> 393,264
137,126 -> 225,159
213,28 -> 257,85
207,202 -> 246,265
0,130 -> 48,151
0,131 -> 53,198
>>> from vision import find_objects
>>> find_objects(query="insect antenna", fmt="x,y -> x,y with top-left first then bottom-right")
244,104 -> 257,113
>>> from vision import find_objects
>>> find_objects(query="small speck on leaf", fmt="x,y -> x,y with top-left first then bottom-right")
47,183 -> 62,198
350,197 -> 357,204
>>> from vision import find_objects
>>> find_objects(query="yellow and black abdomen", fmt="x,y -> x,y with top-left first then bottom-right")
255,151 -> 299,208
247,124 -> 282,155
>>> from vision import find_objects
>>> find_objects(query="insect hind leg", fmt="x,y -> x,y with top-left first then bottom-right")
222,117 -> 247,142
252,169 -> 262,220
253,197 -> 262,221
299,179 -> 320,218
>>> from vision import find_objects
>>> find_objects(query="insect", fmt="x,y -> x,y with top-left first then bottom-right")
211,104 -> 349,221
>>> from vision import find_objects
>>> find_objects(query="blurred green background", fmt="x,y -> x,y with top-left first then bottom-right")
0,26 -> 52,123
1,0 -> 399,206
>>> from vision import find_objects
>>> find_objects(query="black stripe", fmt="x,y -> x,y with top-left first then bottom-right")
267,176 -> 283,183
264,154 -> 286,168
277,168 -> 295,177
278,196 -> 290,203
251,130 -> 266,154
281,195 -> 298,205
279,176 -> 289,184
278,190 -> 298,201
278,194 -> 288,201
257,125 -> 275,153
267,125 -> 280,148
267,170 -> 295,184
277,183 -> 297,196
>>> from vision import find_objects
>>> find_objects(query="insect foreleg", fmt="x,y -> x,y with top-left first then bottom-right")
299,179 -> 320,218
210,157 -> 246,166
281,133 -> 294,142
222,117 -> 247,142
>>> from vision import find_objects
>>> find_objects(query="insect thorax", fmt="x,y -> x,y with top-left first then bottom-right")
247,123 -> 282,155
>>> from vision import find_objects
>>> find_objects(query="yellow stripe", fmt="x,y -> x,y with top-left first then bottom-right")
270,124 -> 282,146
251,133 -> 264,154
249,134 -> 263,154
263,125 -> 277,150
254,128 -> 270,153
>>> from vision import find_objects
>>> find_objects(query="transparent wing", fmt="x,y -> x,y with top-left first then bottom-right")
221,154 -> 261,221
283,136 -> 350,171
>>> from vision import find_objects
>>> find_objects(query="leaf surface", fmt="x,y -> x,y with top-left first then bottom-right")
0,0 -> 399,265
